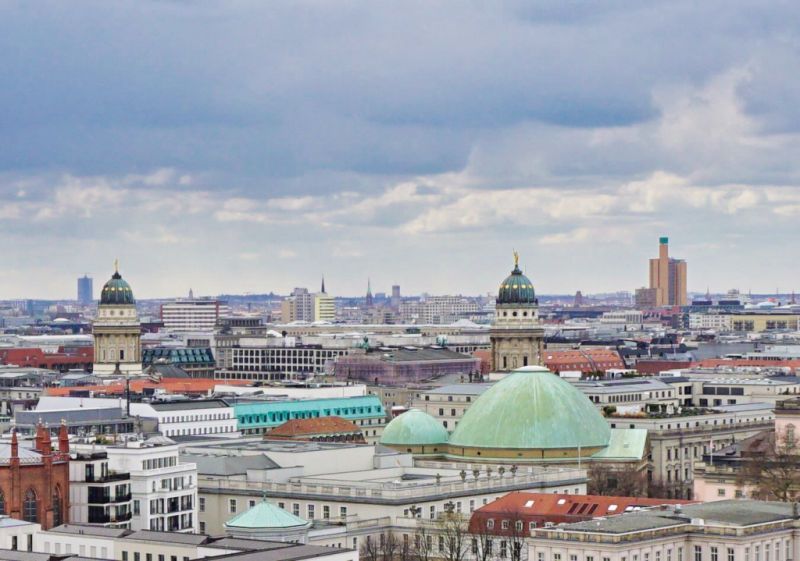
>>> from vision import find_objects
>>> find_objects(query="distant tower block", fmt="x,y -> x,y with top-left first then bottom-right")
648,236 -> 687,306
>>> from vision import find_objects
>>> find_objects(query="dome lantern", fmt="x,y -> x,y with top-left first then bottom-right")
497,252 -> 536,305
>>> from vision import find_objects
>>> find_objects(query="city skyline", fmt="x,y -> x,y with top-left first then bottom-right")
2,2 -> 800,297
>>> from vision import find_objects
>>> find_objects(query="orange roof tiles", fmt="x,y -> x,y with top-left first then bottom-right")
268,416 -> 362,437
44,377 -> 251,397
469,491 -> 693,534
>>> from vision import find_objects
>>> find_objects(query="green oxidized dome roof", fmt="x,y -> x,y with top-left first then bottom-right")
498,262 -> 536,305
380,409 -> 448,446
449,366 -> 610,450
100,271 -> 135,305
225,500 -> 310,529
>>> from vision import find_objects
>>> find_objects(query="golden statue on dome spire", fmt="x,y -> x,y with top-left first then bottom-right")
114,258 -> 119,274
513,249 -> 519,268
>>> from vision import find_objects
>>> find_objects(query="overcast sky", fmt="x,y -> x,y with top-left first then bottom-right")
2,1 -> 800,299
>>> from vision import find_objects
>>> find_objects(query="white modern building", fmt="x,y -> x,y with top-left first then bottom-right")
160,299 -> 229,332
70,449 -> 133,528
129,400 -> 240,439
103,436 -> 198,533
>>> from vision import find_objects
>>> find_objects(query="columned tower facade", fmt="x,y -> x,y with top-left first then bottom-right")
490,253 -> 544,372
92,263 -> 142,377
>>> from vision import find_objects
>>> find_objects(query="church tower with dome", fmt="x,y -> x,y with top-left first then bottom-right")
92,261 -> 142,377
490,252 -> 544,372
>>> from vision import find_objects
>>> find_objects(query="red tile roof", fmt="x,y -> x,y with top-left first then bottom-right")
268,416 -> 362,437
543,349 -> 625,374
468,491 -> 693,534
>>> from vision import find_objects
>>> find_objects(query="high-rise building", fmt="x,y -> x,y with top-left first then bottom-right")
77,275 -> 93,305
313,279 -> 335,322
390,285 -> 401,308
280,288 -> 315,322
160,298 -> 228,332
648,236 -> 687,307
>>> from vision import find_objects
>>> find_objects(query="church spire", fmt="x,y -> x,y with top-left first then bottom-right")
366,278 -> 374,307
321,275 -> 326,294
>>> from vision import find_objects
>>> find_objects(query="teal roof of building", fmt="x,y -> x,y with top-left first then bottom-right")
497,262 -> 536,305
380,409 -> 448,446
100,271 -> 135,305
234,395 -> 385,429
590,429 -> 648,460
225,500 -> 310,529
448,366 -> 611,450
142,347 -> 215,366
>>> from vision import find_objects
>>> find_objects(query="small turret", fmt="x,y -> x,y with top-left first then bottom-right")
58,420 -> 69,454
10,429 -> 18,459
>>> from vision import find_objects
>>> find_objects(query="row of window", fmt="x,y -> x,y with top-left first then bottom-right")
164,425 -> 234,437
224,497 -> 348,519
142,455 -> 178,471
163,413 -> 231,423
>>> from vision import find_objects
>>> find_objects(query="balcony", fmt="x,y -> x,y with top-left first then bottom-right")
87,493 -> 132,505
86,472 -> 130,483
88,511 -> 133,524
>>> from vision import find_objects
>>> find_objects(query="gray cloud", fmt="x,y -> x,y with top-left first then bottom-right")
1,1 -> 799,297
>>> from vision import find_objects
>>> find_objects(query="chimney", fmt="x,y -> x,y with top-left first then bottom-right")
34,422 -> 45,453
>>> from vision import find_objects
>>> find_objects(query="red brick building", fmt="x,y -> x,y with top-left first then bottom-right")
469,491 -> 692,535
543,349 -> 625,374
0,347 -> 93,372
0,424 -> 70,529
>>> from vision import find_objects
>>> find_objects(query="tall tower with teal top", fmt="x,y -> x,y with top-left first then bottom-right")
490,252 -> 545,372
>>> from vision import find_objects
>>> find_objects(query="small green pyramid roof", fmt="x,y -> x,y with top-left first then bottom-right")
380,408 -> 448,446
225,500 -> 309,529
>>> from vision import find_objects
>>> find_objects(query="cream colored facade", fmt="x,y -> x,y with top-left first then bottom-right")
528,502 -> 800,561
93,302 -> 141,376
609,404 -> 773,498
491,304 -> 544,372
314,293 -> 336,322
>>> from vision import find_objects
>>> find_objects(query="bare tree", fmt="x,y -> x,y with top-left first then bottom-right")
588,463 -> 646,496
740,431 -> 800,502
413,524 -> 435,561
361,535 -> 381,561
438,513 -> 470,561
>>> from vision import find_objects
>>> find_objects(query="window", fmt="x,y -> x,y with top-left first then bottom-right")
515,520 -> 523,532
712,547 -> 718,561
23,489 -> 37,523
308,504 -> 315,519
249,499 -> 256,508
52,487 -> 63,527
0,489 -> 5,515
134,553 -> 140,561
539,553 -> 546,561
502,520 -> 509,530
500,541 -> 508,559
340,506 -> 347,518
487,519 -> 495,529
728,549 -> 735,561
696,546 -> 703,561
147,555 -> 152,561
293,503 -> 300,516
323,505 -> 330,519
199,497 -> 205,512
229,499 -> 237,513
755,545 -> 761,561
718,488 -> 726,497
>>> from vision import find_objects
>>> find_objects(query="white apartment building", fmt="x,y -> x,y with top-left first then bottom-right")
129,400 -> 239,439
160,299 -> 228,332
400,297 -> 481,324
70,449 -> 133,528
688,313 -> 733,331
105,436 -> 198,533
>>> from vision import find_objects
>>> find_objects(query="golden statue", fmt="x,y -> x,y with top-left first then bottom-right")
114,258 -> 119,274
513,250 -> 519,268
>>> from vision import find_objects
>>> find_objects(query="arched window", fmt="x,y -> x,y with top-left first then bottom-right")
52,486 -> 63,527
23,489 -> 38,523
0,489 -> 5,515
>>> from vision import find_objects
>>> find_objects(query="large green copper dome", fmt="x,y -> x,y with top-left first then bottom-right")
448,366 -> 610,450
497,262 -> 536,305
100,271 -> 135,305
380,409 -> 448,446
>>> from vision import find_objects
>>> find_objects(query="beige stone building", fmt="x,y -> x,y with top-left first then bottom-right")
491,254 -> 544,372
93,265 -> 142,377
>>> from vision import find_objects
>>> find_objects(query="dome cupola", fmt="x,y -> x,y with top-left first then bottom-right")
100,261 -> 135,305
497,251 -> 536,305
